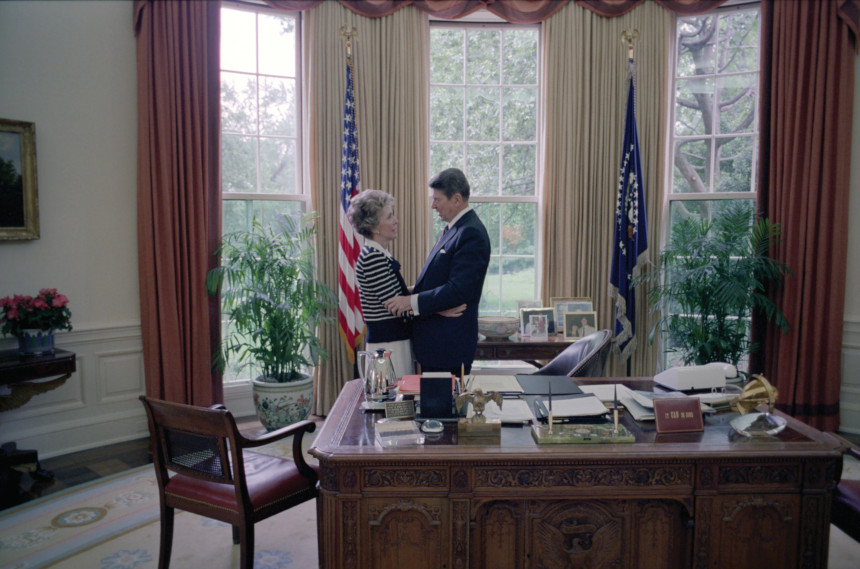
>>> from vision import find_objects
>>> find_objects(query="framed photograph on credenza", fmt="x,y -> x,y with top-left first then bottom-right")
551,297 -> 592,330
520,307 -> 555,336
563,311 -> 598,341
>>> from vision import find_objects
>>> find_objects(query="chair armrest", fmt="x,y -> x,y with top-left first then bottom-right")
209,404 -> 228,411
239,419 -> 317,448
239,419 -> 318,482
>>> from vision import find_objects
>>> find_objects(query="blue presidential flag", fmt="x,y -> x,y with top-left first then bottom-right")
609,75 -> 648,362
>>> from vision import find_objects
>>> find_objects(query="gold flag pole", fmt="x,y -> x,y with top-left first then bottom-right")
620,28 -> 639,61
340,25 -> 357,57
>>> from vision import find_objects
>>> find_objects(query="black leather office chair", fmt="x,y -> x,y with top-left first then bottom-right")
532,329 -> 612,377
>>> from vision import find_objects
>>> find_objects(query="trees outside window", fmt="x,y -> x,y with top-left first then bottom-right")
430,24 -> 541,316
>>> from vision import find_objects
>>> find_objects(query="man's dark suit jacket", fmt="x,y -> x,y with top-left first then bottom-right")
412,208 -> 491,371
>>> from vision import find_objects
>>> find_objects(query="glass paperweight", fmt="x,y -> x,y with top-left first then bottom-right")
730,412 -> 787,437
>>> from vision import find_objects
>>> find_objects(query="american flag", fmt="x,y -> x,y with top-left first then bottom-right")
609,72 -> 648,362
338,54 -> 365,362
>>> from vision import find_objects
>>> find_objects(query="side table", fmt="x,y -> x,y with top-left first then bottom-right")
0,348 -> 76,507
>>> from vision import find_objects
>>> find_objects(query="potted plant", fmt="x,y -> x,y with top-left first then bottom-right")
635,202 -> 791,371
206,214 -> 336,430
0,288 -> 72,355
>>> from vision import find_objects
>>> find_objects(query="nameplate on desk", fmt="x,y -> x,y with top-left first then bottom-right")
653,398 -> 704,433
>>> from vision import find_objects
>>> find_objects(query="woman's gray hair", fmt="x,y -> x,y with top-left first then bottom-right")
347,189 -> 395,239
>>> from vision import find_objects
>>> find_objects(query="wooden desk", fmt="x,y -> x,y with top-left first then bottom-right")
476,333 -> 571,366
311,378 -> 843,569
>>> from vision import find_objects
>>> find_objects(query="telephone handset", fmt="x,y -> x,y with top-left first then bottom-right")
654,362 -> 736,391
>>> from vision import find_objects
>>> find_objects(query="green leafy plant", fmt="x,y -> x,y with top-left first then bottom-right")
206,214 -> 336,383
635,202 -> 790,367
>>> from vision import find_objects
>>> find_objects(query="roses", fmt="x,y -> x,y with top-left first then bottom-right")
0,288 -> 72,337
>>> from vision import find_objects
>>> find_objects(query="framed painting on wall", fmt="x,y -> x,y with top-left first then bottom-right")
0,118 -> 39,240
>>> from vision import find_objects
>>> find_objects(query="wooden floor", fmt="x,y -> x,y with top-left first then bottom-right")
2,421 -> 858,511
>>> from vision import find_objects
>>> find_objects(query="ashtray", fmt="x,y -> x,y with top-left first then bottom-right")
730,412 -> 787,437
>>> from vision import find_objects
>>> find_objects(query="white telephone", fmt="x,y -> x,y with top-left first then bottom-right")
654,362 -> 738,391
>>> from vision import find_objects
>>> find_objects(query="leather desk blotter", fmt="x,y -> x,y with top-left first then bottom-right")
653,397 -> 704,433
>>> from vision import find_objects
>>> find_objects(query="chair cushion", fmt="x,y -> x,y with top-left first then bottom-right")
832,479 -> 860,543
165,450 -> 319,515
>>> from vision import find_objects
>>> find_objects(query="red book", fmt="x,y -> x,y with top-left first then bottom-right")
653,397 -> 704,433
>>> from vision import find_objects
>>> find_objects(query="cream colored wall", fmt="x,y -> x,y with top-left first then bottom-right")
839,53 -> 860,434
0,1 -> 857,452
0,1 -> 147,457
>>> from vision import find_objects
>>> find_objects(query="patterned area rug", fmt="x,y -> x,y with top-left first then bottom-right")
0,435 -> 317,569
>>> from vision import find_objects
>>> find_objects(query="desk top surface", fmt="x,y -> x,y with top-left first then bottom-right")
310,378 -> 842,463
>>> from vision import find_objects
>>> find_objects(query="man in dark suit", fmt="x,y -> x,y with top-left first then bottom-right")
385,168 -> 491,375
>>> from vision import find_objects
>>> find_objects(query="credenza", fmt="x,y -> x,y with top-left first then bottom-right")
310,378 -> 844,569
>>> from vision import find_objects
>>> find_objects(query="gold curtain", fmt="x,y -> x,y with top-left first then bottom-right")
541,1 -> 671,377
305,2 -> 429,413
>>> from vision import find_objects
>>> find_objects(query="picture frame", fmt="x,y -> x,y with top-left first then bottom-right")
528,314 -> 549,341
563,311 -> 598,341
516,300 -> 542,332
520,307 -> 555,336
551,297 -> 593,330
0,118 -> 39,240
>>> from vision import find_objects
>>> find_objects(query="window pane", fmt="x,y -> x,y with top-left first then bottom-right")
674,77 -> 713,136
258,14 -> 296,77
672,138 -> 711,194
481,257 -> 502,313
716,135 -> 754,193
718,10 -> 759,74
222,135 -> 257,193
430,28 -> 464,84
466,144 -> 500,196
221,9 -> 256,73
502,145 -> 536,196
430,86 -> 464,140
500,257 -> 535,315
676,16 -> 716,76
223,199 -> 305,235
466,29 -> 500,85
668,198 -> 755,228
501,203 -> 535,255
466,87 -> 499,141
260,137 -> 297,194
473,202 -> 500,252
430,143 -> 464,177
716,73 -> 756,135
502,86 -> 536,141
503,30 -> 537,85
259,76 -> 296,136
221,73 -> 257,134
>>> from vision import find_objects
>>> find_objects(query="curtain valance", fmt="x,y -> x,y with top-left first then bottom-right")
263,0 -> 728,23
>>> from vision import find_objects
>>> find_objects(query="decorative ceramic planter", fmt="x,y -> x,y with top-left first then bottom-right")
17,329 -> 55,356
252,373 -> 314,431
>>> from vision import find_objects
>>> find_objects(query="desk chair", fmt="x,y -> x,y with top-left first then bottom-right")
532,329 -> 612,377
139,396 -> 319,569
831,434 -> 860,543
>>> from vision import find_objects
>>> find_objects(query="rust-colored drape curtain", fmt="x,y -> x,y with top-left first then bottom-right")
134,0 -> 222,405
755,0 -> 858,431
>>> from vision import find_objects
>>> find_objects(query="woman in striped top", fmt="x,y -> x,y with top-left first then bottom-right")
348,189 -> 463,377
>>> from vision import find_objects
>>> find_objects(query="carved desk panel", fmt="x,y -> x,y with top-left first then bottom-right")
311,379 -> 842,569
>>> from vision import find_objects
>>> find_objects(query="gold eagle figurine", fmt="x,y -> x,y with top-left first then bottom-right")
456,388 -> 503,423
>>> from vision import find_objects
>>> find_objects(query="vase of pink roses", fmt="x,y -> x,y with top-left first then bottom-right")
0,289 -> 72,356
